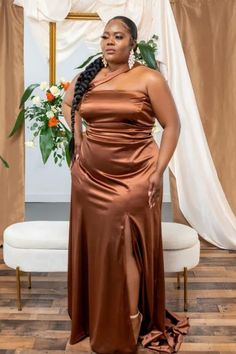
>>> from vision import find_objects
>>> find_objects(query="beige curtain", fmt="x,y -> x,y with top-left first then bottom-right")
170,0 -> 236,223
0,0 -> 24,245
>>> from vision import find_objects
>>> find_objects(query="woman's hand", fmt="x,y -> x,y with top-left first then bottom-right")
70,141 -> 81,169
148,171 -> 163,208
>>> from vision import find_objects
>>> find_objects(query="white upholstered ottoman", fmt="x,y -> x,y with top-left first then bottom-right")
3,221 -> 69,310
3,220 -> 200,312
162,222 -> 200,311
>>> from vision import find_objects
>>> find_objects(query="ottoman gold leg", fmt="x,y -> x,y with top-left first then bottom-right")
177,272 -> 181,289
28,272 -> 31,289
184,267 -> 188,312
16,266 -> 22,311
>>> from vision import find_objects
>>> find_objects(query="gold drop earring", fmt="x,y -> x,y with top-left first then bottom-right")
128,49 -> 135,69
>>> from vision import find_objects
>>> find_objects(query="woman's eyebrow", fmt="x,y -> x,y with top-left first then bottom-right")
103,31 -> 125,35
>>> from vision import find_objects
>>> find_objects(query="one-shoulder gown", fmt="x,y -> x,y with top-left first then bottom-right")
68,64 -> 189,354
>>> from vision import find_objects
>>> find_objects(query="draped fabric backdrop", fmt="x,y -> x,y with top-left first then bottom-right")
0,0 -> 24,244
1,0 -> 235,247
170,0 -> 236,222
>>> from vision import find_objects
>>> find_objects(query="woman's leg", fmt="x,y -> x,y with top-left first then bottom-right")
123,216 -> 141,338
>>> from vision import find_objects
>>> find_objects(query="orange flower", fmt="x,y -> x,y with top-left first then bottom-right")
48,117 -> 59,127
46,92 -> 55,101
62,82 -> 70,91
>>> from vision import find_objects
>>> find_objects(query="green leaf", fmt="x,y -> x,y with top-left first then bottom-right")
137,42 -> 157,69
8,109 -> 25,137
0,155 -> 9,168
19,83 -> 40,109
39,126 -> 54,164
65,142 -> 71,167
75,52 -> 102,69
60,121 -> 72,140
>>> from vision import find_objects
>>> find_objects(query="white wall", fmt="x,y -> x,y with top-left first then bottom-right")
24,16 -> 170,202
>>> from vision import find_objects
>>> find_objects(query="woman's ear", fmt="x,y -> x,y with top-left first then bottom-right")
132,39 -> 137,51
130,39 -> 137,51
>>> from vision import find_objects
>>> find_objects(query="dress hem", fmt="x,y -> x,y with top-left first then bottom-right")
139,309 -> 190,353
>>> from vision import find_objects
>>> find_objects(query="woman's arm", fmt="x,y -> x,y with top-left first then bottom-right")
62,74 -> 83,156
146,70 -> 181,207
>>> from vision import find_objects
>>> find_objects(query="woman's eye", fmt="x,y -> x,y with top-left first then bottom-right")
100,34 -> 123,40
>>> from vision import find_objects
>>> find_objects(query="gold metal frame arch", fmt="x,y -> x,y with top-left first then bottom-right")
49,12 -> 101,85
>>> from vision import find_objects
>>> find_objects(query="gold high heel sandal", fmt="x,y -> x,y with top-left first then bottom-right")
130,310 -> 143,343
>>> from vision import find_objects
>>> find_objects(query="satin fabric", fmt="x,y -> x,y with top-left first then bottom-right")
67,65 -> 189,353
0,1 -> 25,244
13,0 -> 159,62
156,0 -> 236,249
170,0 -> 236,232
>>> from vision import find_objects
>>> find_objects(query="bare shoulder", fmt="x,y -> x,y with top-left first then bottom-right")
69,73 -> 80,91
133,64 -> 167,92
138,65 -> 165,83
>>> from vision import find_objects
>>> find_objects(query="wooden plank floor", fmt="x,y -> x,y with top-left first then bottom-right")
1,240 -> 236,353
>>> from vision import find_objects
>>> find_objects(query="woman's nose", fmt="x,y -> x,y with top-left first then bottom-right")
107,37 -> 115,46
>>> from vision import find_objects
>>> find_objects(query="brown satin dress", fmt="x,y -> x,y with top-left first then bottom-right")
68,63 -> 189,354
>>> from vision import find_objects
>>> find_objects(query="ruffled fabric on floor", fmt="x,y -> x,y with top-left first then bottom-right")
139,310 -> 190,353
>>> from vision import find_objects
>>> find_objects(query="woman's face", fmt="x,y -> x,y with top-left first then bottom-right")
100,19 -> 135,65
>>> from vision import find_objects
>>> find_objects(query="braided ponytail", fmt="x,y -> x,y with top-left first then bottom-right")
69,56 -> 104,159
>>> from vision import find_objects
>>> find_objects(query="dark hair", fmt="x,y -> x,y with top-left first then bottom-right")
69,16 -> 138,160
108,16 -> 138,42
69,57 -> 104,159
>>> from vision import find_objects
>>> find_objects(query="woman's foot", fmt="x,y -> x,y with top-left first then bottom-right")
130,310 -> 143,343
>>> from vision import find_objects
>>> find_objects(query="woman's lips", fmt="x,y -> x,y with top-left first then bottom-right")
105,49 -> 116,54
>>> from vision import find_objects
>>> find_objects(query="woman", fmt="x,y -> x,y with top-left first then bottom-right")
62,15 -> 189,354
